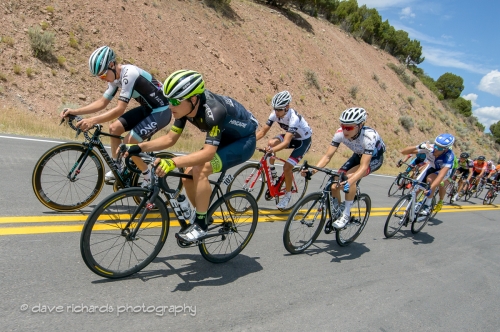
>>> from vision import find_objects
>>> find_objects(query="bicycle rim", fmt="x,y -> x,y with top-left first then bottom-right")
388,177 -> 400,197
336,193 -> 371,246
226,163 -> 265,203
80,188 -> 169,278
411,197 -> 434,234
384,194 -> 411,238
199,190 -> 258,263
283,192 -> 326,254
32,143 -> 104,211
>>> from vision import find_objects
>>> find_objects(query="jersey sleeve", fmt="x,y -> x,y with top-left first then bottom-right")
103,82 -> 119,100
330,128 -> 343,147
117,66 -> 141,103
265,111 -> 276,127
171,118 -> 187,135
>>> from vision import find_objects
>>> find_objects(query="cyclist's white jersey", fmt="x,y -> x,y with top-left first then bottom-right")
416,142 -> 454,170
330,126 -> 385,156
266,108 -> 312,140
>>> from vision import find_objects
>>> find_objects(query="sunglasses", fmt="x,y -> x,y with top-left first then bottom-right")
168,98 -> 182,106
433,144 -> 446,151
341,124 -> 357,131
98,71 -> 108,79
274,108 -> 286,112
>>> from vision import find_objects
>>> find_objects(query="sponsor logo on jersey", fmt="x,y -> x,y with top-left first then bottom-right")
209,125 -> 220,138
229,119 -> 247,128
205,105 -> 214,121
222,96 -> 234,107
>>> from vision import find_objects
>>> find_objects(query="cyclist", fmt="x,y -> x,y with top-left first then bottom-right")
400,133 -> 455,216
123,70 -> 258,242
303,107 -> 385,229
255,90 -> 312,209
396,152 -> 427,189
440,154 -> 459,206
470,156 -> 488,191
60,46 -> 171,184
453,152 -> 473,202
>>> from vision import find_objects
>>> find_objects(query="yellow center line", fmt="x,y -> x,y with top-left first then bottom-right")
0,204 -> 498,236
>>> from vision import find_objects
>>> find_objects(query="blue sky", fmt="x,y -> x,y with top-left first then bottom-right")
358,0 -> 500,131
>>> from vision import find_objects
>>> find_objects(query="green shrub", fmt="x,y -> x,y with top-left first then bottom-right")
26,67 -> 34,77
0,72 -> 7,81
69,32 -> 78,49
372,73 -> 379,82
40,21 -> 50,30
57,56 -> 66,66
399,115 -> 414,131
13,64 -> 21,75
46,6 -> 55,13
417,120 -> 433,133
305,70 -> 320,90
407,96 -> 415,106
28,26 -> 55,59
349,86 -> 358,99
379,82 -> 387,90
1,36 -> 15,46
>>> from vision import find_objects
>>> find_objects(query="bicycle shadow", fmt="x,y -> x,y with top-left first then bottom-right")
383,229 -> 434,245
91,254 -> 262,291
428,216 -> 443,226
286,239 -> 370,263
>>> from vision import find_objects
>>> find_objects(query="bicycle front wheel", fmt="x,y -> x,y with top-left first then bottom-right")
226,163 -> 265,203
283,192 -> 326,254
483,188 -> 495,205
384,194 -> 411,238
336,193 -> 371,246
388,175 -> 401,197
32,143 -> 105,211
474,183 -> 484,198
80,188 -> 169,278
199,190 -> 258,263
411,196 -> 435,234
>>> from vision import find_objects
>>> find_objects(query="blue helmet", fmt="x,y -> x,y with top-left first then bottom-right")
435,133 -> 455,149
88,46 -> 116,76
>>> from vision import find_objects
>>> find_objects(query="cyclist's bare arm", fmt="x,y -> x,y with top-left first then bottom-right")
81,100 -> 127,127
256,124 -> 271,141
61,97 -> 110,117
138,130 -> 180,152
308,145 -> 337,175
401,146 -> 418,155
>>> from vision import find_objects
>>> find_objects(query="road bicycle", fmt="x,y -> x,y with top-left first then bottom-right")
482,180 -> 499,205
80,151 -> 259,279
388,160 -> 421,197
32,115 -> 183,211
462,177 -> 480,201
226,148 -> 308,211
384,175 -> 436,238
473,176 -> 487,198
282,161 -> 371,254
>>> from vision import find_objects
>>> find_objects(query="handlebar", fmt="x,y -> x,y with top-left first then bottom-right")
300,161 -> 350,193
60,114 -> 102,139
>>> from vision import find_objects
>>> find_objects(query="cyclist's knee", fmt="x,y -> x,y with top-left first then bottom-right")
191,162 -> 212,178
283,162 -> 294,172
109,121 -> 125,135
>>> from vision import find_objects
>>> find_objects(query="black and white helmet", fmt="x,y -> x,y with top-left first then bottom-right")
271,91 -> 292,109
339,107 -> 367,125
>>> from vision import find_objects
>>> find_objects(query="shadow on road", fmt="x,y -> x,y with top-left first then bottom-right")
285,239 -> 370,263
382,229 -> 435,245
91,254 -> 262,291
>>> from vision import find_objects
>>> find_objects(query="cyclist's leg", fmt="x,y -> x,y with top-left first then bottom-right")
114,106 -> 151,159
284,137 -> 311,192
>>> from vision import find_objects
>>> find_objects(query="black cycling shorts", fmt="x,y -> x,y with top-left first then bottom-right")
275,134 -> 312,167
210,134 -> 257,173
339,149 -> 384,175
119,105 -> 172,142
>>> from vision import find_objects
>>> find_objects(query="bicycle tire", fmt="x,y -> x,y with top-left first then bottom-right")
388,175 -> 401,197
474,182 -> 484,198
483,188 -> 495,205
283,192 -> 326,254
464,188 -> 472,201
384,194 -> 411,238
199,190 -> 258,263
411,195 -> 435,234
226,163 -> 265,203
336,193 -> 371,246
80,188 -> 169,278
32,143 -> 105,211
276,167 -> 309,212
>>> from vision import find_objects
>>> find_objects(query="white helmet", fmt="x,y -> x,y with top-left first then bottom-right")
271,91 -> 292,109
339,107 -> 367,125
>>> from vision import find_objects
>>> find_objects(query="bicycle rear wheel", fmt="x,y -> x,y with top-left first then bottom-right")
32,143 -> 104,211
464,188 -> 472,201
226,163 -> 265,203
80,188 -> 169,278
384,194 -> 411,238
483,188 -> 495,205
474,182 -> 485,198
336,193 -> 371,246
411,196 -> 435,234
199,190 -> 258,263
277,167 -> 309,211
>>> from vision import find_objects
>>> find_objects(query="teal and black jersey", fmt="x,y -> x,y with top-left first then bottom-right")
171,90 -> 258,146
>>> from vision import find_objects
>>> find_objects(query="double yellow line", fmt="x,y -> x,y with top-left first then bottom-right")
0,204 -> 498,236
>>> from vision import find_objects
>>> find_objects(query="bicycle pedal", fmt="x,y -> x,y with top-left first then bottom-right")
324,219 -> 334,234
104,179 -> 115,185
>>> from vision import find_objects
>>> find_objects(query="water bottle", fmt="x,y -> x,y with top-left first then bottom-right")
177,194 -> 192,220
270,166 -> 278,181
330,197 -> 340,218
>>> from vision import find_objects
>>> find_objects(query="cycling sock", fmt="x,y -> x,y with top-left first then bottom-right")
343,200 -> 353,215
194,211 -> 208,231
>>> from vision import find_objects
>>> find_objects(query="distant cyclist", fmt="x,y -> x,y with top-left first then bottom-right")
453,152 -> 474,202
255,91 -> 312,210
470,156 -> 488,191
400,134 -> 455,216
60,46 -> 171,185
397,152 -> 427,189
123,70 -> 258,242
302,107 -> 385,229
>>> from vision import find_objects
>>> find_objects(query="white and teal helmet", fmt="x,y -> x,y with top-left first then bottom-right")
88,46 -> 116,76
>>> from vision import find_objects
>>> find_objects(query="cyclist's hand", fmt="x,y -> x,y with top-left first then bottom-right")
265,146 -> 274,154
119,144 -> 142,157
417,142 -> 433,152
60,108 -> 72,119
396,160 -> 402,168
154,158 -> 176,177
75,117 -> 95,131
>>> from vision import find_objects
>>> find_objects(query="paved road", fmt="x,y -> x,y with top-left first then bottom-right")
1,134 -> 499,331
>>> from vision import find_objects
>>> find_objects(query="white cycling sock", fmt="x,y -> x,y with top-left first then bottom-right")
343,200 -> 353,215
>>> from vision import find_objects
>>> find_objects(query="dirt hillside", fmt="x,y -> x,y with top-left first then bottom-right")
0,0 -> 497,167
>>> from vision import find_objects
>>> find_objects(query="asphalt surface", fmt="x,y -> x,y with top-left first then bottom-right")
1,134 -> 499,331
